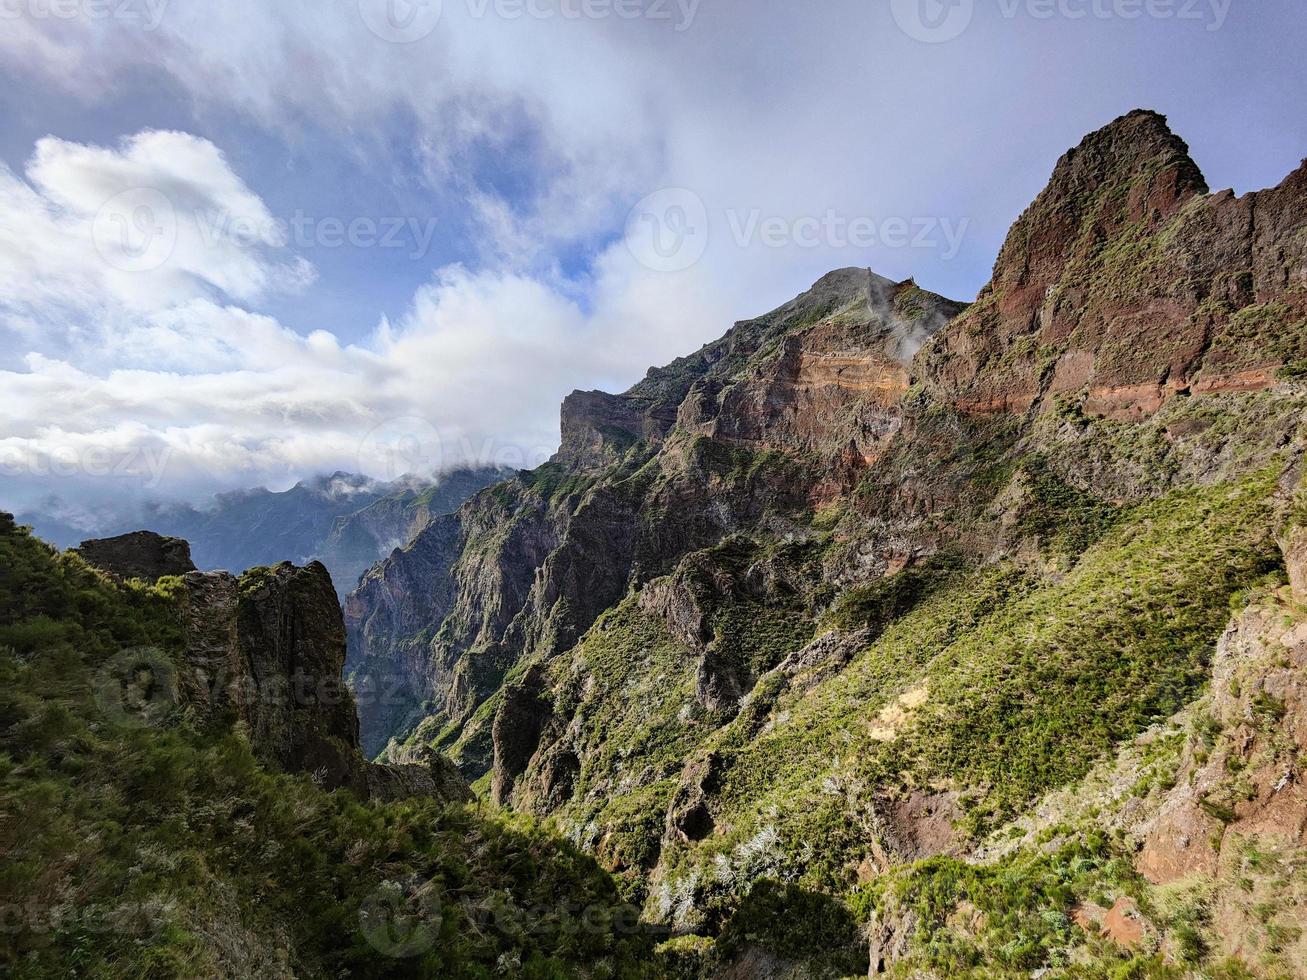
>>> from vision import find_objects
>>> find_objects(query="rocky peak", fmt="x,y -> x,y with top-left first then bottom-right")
554,388 -> 678,470
73,530 -> 197,582
984,109 -> 1208,322
1040,108 -> 1207,213
552,268 -> 965,473
922,109 -> 1306,419
157,551 -> 472,804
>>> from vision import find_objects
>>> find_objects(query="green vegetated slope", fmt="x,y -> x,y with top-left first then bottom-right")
0,517 -> 657,979
466,354 -> 1304,975
530,457 -> 1287,913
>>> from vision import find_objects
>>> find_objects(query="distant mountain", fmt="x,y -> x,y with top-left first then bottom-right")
317,469 -> 517,598
16,467 -> 510,598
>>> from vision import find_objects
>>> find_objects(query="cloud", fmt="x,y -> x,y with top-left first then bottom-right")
0,126 -> 735,509
0,129 -> 314,360
4,0 -> 1303,520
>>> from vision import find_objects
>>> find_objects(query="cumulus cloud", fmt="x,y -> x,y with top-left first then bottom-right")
1,131 -> 313,322
0,127 -> 737,512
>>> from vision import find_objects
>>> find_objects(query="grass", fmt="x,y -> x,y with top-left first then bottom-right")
0,520 -> 659,978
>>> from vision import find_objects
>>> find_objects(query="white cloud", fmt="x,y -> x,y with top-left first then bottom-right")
8,0 -> 1298,518
0,126 -> 735,508
0,129 -> 313,348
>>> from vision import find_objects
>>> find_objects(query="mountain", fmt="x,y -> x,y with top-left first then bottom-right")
343,111 -> 1307,975
0,515 -> 653,976
5,110 -> 1307,978
17,467 -> 509,599
343,268 -> 965,758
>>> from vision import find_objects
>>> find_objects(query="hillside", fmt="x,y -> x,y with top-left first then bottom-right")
343,110 -> 1307,976
0,515 -> 657,977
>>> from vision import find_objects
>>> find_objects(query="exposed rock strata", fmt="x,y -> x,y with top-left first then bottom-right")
923,110 -> 1307,420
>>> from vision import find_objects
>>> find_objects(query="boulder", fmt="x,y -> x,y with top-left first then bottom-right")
73,530 -> 196,581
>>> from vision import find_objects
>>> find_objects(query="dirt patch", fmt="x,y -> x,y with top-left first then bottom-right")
868,683 -> 929,741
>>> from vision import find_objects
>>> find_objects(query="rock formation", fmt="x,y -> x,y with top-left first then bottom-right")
172,557 -> 471,804
73,530 -> 197,581
923,109 -> 1307,419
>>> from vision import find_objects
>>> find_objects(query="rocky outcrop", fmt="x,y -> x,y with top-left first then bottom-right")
171,557 -> 469,804
73,530 -> 196,582
555,389 -> 678,470
365,753 -> 474,803
680,273 -> 964,476
923,109 -> 1307,420
666,751 -> 727,844
489,666 -> 553,806
866,905 -> 918,976
1136,594 -> 1307,886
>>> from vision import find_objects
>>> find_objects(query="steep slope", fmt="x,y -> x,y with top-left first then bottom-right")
317,467 -> 512,598
341,110 -> 1307,977
861,502 -> 1307,977
0,514 -> 656,977
345,269 -> 964,759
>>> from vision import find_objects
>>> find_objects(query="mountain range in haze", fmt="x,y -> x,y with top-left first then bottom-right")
12,466 -> 510,598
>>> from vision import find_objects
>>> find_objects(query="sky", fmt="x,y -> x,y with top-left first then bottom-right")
1,0 -> 1305,521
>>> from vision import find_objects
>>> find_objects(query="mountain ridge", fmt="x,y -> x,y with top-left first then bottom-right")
339,109 -> 1307,974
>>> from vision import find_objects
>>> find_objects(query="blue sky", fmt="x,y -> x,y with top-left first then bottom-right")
0,0 -> 1305,519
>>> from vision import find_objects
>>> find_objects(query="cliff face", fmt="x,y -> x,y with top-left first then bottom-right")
72,533 -> 473,805
923,109 -> 1307,420
339,111 -> 1307,974
345,268 -> 963,761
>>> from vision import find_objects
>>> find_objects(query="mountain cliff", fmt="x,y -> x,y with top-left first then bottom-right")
7,109 -> 1306,979
344,268 -> 965,758
342,110 -> 1307,975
